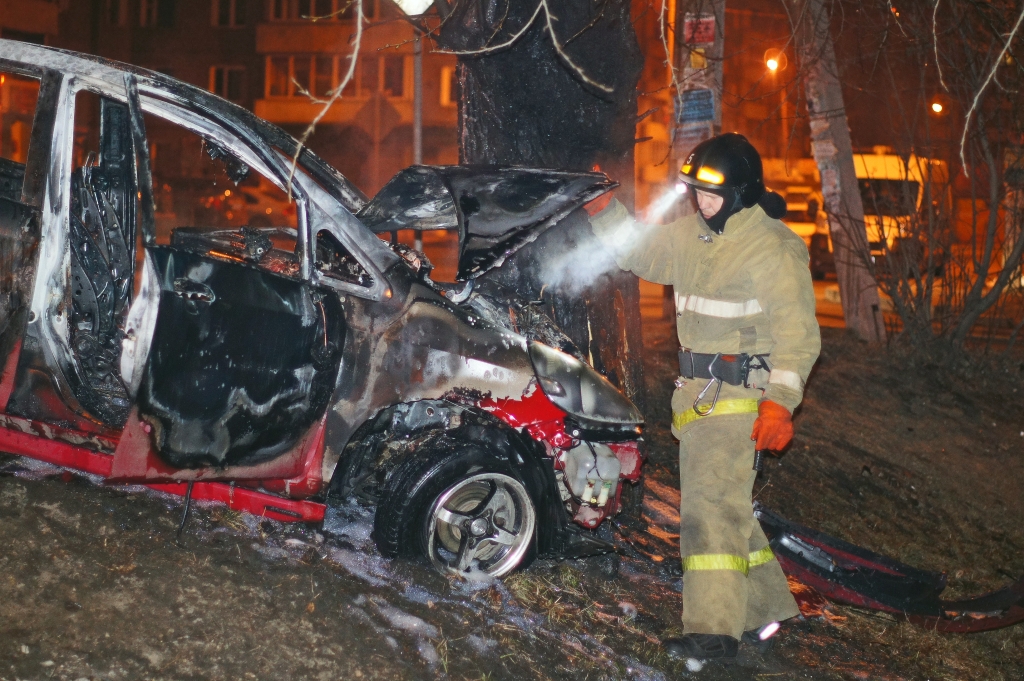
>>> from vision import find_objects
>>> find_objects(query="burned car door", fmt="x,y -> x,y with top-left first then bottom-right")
123,82 -> 344,470
0,65 -> 51,402
137,248 -> 342,469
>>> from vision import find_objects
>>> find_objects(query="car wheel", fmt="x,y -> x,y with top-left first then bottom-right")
373,444 -> 537,578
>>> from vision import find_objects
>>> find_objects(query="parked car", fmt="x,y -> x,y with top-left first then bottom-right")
808,149 -> 949,280
0,41 -> 644,577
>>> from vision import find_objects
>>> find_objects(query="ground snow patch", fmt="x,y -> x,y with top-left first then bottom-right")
466,634 -> 498,656
417,639 -> 440,668
375,604 -> 439,639
452,566 -> 498,593
327,547 -> 393,587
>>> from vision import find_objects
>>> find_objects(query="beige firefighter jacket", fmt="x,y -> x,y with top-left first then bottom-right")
590,199 -> 820,413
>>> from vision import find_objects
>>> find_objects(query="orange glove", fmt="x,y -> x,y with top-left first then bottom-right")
751,400 -> 794,452
584,192 -> 613,216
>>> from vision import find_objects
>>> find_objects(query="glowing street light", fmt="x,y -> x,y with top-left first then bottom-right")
931,101 -> 943,113
392,0 -> 433,14
763,49 -> 788,74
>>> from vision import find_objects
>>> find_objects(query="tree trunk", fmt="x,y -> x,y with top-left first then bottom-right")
433,0 -> 647,409
792,0 -> 886,343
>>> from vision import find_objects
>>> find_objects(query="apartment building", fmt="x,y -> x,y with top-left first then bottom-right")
39,0 -> 456,196
254,0 -> 458,192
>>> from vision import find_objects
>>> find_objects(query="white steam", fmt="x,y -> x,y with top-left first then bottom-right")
541,185 -> 686,295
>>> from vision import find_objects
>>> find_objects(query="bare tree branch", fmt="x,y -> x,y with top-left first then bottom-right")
436,0 -> 613,93
959,1 -> 1024,171
287,0 -> 365,196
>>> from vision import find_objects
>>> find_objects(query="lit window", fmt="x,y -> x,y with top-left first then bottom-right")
212,0 -> 247,27
440,65 -> 455,107
210,66 -> 245,102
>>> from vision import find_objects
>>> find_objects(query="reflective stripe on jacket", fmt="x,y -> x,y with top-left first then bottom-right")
590,199 -> 821,412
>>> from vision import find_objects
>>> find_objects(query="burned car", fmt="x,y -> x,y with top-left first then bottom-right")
0,42 -> 643,577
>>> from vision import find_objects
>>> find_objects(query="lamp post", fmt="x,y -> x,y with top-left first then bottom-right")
764,49 -> 788,156
392,0 -> 432,251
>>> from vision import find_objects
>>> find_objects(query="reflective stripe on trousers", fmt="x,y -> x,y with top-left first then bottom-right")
682,545 -> 777,576
673,398 -> 759,430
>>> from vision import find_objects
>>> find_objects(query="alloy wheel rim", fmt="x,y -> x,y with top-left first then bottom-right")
426,472 -> 535,577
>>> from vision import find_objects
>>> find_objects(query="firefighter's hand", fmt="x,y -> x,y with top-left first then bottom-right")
584,193 -> 613,216
751,400 -> 794,452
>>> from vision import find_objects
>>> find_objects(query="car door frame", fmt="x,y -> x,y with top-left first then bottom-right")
0,61 -> 62,415
109,74 -> 399,488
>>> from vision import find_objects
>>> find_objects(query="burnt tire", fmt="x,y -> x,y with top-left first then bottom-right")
373,443 -> 537,577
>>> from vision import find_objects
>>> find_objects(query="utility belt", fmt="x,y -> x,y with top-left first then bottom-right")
678,348 -> 770,388
677,348 -> 771,417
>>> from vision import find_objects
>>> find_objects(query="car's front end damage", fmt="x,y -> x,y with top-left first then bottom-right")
315,166 -> 648,570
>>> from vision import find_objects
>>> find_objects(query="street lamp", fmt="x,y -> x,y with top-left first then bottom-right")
931,101 -> 943,114
392,0 -> 434,250
763,49 -> 788,73
763,50 -> 789,155
392,0 -> 433,13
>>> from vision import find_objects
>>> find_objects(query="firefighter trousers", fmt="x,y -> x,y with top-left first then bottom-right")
673,389 -> 800,639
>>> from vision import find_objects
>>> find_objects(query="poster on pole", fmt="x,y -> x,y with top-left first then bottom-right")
683,14 -> 716,45
677,89 -> 715,124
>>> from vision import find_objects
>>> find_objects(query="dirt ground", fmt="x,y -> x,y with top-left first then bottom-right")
2,313 -> 1023,681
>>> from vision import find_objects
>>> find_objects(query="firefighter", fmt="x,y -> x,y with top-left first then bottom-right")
586,133 -> 820,660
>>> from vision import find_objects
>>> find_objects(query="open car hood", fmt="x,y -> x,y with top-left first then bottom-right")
356,165 -> 616,281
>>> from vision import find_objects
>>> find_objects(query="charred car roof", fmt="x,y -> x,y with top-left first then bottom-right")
0,40 -> 368,213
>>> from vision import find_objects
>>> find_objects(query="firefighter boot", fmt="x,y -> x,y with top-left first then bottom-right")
662,633 -> 739,660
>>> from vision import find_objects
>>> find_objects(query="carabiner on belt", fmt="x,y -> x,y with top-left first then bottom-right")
692,353 -> 723,416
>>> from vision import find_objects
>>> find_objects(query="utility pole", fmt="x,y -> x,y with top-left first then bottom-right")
662,1 -> 725,316
792,0 -> 886,343
413,32 -> 423,252
671,0 -> 726,179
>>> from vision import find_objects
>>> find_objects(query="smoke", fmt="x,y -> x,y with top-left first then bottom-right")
539,184 -> 688,295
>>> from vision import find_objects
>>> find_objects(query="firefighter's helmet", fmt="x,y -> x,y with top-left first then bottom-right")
679,133 -> 766,208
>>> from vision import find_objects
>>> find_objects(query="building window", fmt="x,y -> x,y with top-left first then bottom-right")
107,0 -> 127,25
210,66 -> 245,102
141,0 -> 176,27
264,54 -> 408,100
440,65 -> 456,107
267,57 -> 290,97
268,0 -> 375,21
212,0 -> 247,26
382,55 -> 404,98
315,56 -> 334,98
